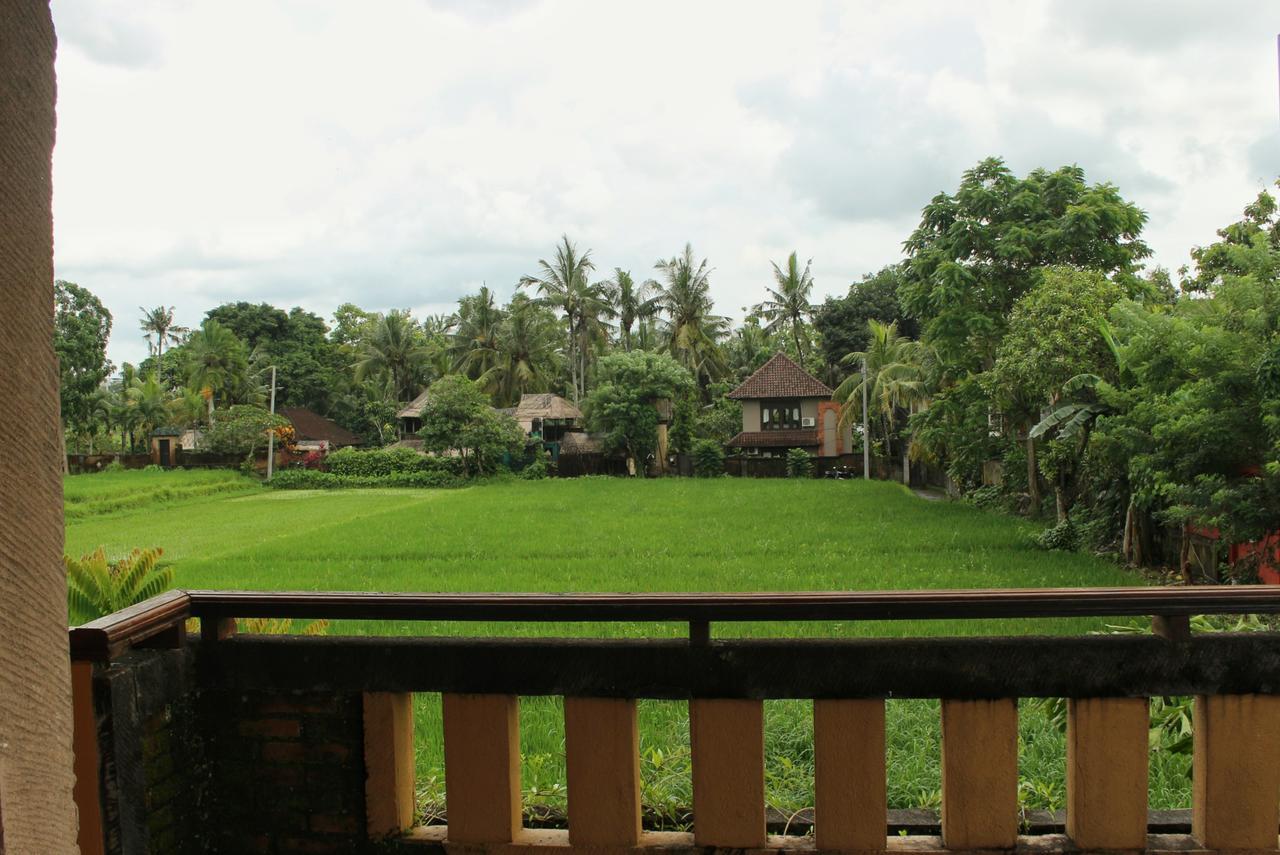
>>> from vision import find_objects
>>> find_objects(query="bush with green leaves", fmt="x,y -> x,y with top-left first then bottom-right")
1033,518 -> 1079,551
66,547 -> 173,625
690,439 -> 725,478
785,448 -> 814,478
203,404 -> 290,456
417,375 -> 525,476
324,446 -> 463,477
270,469 -> 463,490
521,456 -> 548,480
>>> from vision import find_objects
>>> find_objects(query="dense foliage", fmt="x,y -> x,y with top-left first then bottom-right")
65,546 -> 171,624
416,375 -> 525,476
585,351 -> 695,468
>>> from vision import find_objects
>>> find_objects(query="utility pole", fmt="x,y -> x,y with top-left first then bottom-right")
266,365 -> 277,481
862,357 -> 870,480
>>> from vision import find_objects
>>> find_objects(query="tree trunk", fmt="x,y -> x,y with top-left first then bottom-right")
1055,485 -> 1069,524
207,393 -> 215,427
1179,527 -> 1193,584
1122,498 -> 1134,563
1026,432 -> 1041,517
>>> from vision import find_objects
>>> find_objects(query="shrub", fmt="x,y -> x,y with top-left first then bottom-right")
325,446 -> 464,477
103,460 -> 125,473
521,456 -> 548,480
785,448 -> 814,478
691,439 -> 725,477
1033,518 -> 1080,551
269,469 -> 464,490
143,463 -> 162,472
66,547 -> 172,625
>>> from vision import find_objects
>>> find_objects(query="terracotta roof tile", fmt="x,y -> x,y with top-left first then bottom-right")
280,407 -> 363,447
726,352 -> 833,399
726,429 -> 820,448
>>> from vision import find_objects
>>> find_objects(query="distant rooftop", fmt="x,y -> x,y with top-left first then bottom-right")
726,352 -> 833,400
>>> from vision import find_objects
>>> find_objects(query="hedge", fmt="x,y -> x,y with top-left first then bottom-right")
269,469 -> 464,490
323,446 -> 465,478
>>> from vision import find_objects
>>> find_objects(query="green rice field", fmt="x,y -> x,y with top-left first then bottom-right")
64,472 -> 1190,822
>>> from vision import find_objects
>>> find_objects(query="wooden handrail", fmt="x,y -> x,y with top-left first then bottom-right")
69,589 -> 190,661
185,586 -> 1280,622
68,585 -> 1280,661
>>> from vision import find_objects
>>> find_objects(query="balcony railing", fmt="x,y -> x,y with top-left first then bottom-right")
69,587 -> 1280,854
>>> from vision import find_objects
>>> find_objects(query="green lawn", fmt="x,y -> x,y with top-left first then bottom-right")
64,474 -> 1191,821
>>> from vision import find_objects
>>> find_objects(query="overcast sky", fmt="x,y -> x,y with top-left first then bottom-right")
52,0 -> 1280,368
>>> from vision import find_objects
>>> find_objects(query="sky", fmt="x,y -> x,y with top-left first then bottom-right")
52,0 -> 1280,369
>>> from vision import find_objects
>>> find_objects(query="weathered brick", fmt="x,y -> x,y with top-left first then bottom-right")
240,718 -> 303,740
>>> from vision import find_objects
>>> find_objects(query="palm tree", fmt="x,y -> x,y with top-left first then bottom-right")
652,243 -> 729,391
186,319 -> 248,426
448,287 -> 505,381
168,386 -> 207,429
834,320 -> 931,462
139,306 -> 188,385
604,269 -> 656,351
725,319 -> 774,381
127,374 -> 169,438
519,235 -> 605,402
477,294 -> 563,406
752,252 -> 815,362
354,310 -> 434,402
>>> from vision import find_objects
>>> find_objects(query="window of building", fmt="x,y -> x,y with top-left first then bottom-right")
760,399 -> 801,430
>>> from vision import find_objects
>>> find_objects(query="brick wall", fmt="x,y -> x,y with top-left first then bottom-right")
205,689 -> 368,854
84,645 -> 381,854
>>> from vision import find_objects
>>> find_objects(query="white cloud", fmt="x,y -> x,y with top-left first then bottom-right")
51,0 -> 1280,368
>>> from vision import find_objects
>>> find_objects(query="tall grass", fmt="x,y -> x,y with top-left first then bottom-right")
64,475 -> 1189,817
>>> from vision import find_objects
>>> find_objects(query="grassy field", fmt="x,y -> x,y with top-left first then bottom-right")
64,473 -> 1191,820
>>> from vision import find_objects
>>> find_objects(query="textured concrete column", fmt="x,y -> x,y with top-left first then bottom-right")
813,699 -> 885,850
1193,694 -> 1280,850
690,698 -> 765,848
363,692 -> 415,839
0,3 -> 78,852
940,698 -> 1018,850
564,697 -> 641,846
442,693 -> 521,844
1066,697 -> 1148,850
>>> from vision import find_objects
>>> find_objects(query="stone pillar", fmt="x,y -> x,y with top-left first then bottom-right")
0,2 -> 78,851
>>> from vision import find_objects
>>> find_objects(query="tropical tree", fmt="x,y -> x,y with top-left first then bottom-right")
585,350 -> 695,473
138,305 -> 188,383
605,269 -> 656,351
813,265 -> 917,385
449,287 -> 506,381
835,320 -> 932,462
652,243 -> 728,392
753,252 -> 815,363
520,236 -> 612,402
185,319 -> 250,426
54,280 -> 113,449
126,373 -> 170,439
354,310 -> 434,402
477,294 -> 562,406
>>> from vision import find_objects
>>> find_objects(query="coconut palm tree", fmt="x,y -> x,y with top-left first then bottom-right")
186,319 -> 249,426
477,294 -> 563,406
752,252 -> 815,363
354,310 -> 434,402
449,286 -> 505,382
127,374 -> 169,439
834,320 -> 932,461
725,318 -> 774,381
652,243 -> 729,390
169,386 -> 207,429
604,269 -> 656,351
519,235 -> 606,402
139,306 -> 188,385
